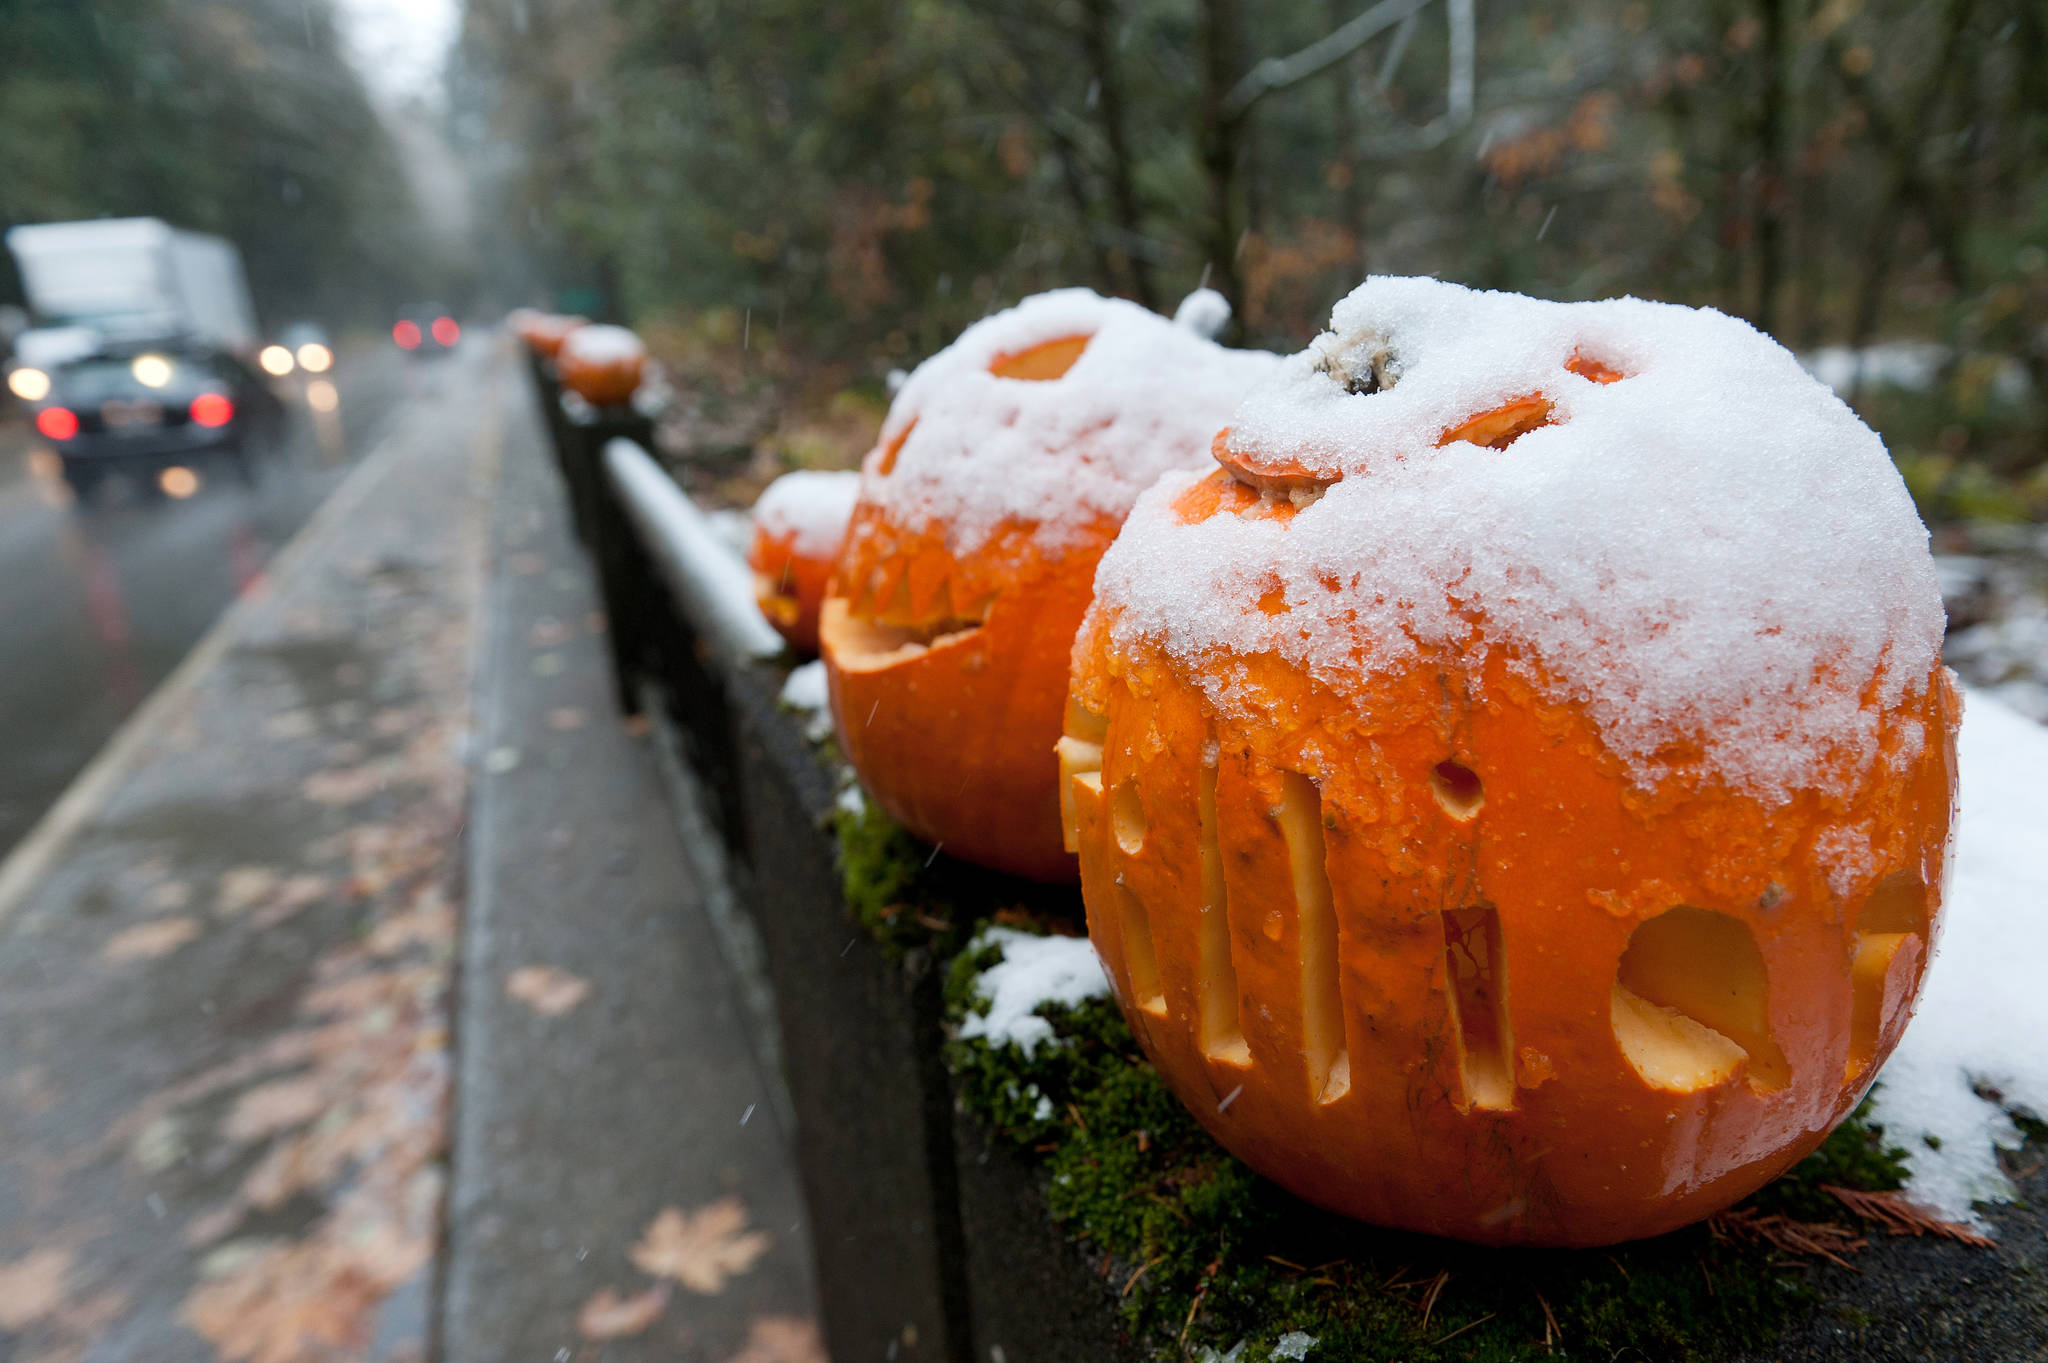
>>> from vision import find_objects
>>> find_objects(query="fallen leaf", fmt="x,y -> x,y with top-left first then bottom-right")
505,966 -> 591,1018
146,879 -> 194,911
527,619 -> 572,648
218,867 -> 281,915
576,1284 -> 669,1340
630,1197 -> 773,1294
622,715 -> 651,738
0,1247 -> 74,1329
302,764 -> 388,805
546,707 -> 588,731
725,1315 -> 829,1363
223,1075 -> 332,1143
104,917 -> 201,963
263,709 -> 320,740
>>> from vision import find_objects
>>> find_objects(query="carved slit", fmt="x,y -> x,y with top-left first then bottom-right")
1276,772 -> 1349,1103
1441,905 -> 1515,1111
1118,881 -> 1166,1017
1196,755 -> 1248,1064
1848,872 -> 1929,1081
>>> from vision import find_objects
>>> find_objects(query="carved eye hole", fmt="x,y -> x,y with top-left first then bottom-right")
1438,352 -> 1630,451
1611,906 -> 1789,1094
1566,351 -> 1627,384
873,418 -> 916,476
989,334 -> 1090,381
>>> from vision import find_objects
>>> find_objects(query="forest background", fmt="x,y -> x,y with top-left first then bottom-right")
4,0 -> 2044,518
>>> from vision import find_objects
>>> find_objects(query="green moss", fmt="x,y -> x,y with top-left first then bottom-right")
834,797 -> 963,957
833,799 -> 1081,958
946,937 -> 1933,1363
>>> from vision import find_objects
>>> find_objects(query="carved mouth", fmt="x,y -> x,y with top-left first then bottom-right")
820,598 -> 986,670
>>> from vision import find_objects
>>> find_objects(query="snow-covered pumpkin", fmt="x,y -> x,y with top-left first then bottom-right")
822,289 -> 1277,882
517,312 -> 588,361
749,470 -> 861,654
556,324 -> 647,406
1062,277 -> 1961,1245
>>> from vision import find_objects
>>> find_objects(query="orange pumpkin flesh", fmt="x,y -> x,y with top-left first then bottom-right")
751,529 -> 834,653
822,332 -> 1105,881
520,313 -> 588,360
556,326 -> 648,407
1064,327 -> 1960,1249
748,475 -> 860,655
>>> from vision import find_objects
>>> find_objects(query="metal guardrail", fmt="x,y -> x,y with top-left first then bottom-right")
601,437 -> 785,666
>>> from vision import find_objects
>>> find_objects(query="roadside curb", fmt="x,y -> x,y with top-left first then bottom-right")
0,417 -> 413,922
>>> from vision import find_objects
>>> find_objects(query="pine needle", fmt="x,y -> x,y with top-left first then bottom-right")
1823,1185 -> 1998,1248
1708,1207 -> 1868,1270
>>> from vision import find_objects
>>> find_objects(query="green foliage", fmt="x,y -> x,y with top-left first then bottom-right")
0,0 -> 429,326
946,936 -> 1928,1363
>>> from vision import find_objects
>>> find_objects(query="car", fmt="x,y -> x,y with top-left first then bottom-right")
30,343 -> 286,500
393,303 -> 460,357
257,322 -> 337,380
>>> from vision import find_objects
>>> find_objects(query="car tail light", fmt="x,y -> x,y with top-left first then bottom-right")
190,393 -> 234,428
394,320 -> 422,350
35,407 -> 79,441
432,317 -> 461,346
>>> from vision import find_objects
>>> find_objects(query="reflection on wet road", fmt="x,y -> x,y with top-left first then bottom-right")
0,345 -> 478,854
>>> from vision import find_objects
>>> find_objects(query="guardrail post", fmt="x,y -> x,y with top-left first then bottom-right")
557,409 -> 654,714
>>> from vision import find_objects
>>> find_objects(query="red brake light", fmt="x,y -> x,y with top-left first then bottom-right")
432,317 -> 461,346
36,407 -> 79,441
190,392 -> 234,428
394,320 -> 422,350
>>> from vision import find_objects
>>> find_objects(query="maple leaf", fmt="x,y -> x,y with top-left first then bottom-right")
103,917 -> 201,963
577,1284 -> 669,1339
629,1197 -> 773,1294
506,965 -> 592,1017
0,1247 -> 74,1330
725,1314 -> 829,1363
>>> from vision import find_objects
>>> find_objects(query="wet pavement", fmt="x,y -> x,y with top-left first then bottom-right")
0,348 -> 443,856
0,338 -> 819,1361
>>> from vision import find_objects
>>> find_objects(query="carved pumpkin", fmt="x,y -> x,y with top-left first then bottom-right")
518,313 -> 589,361
822,289 -> 1277,882
749,470 -> 862,654
1063,277 -> 1960,1245
556,324 -> 648,406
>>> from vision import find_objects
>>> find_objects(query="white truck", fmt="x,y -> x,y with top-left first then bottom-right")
5,218 -> 259,356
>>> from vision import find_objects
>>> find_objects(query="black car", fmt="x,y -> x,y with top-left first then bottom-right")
393,303 -> 461,357
31,344 -> 285,499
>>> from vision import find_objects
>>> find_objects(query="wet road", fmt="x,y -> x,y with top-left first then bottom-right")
0,346 -> 475,855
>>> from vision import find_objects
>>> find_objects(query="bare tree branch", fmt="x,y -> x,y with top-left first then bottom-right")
1223,0 -> 1436,119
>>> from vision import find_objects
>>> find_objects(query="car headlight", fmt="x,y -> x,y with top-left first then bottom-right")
296,343 -> 333,374
259,345 -> 295,377
7,368 -> 51,402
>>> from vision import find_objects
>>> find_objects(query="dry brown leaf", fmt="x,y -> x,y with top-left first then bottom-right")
630,1197 -> 773,1294
222,1075 -> 331,1144
218,867 -> 281,915
145,879 -> 194,911
103,917 -> 201,963
527,619 -> 572,648
724,1314 -> 828,1363
301,763 -> 388,806
506,965 -> 591,1018
577,1284 -> 669,1339
0,1247 -> 74,1329
547,707 -> 589,731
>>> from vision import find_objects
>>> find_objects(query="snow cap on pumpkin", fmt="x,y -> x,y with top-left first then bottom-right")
752,469 -> 861,561
862,288 -> 1279,557
559,323 -> 644,366
1091,275 -> 1947,801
